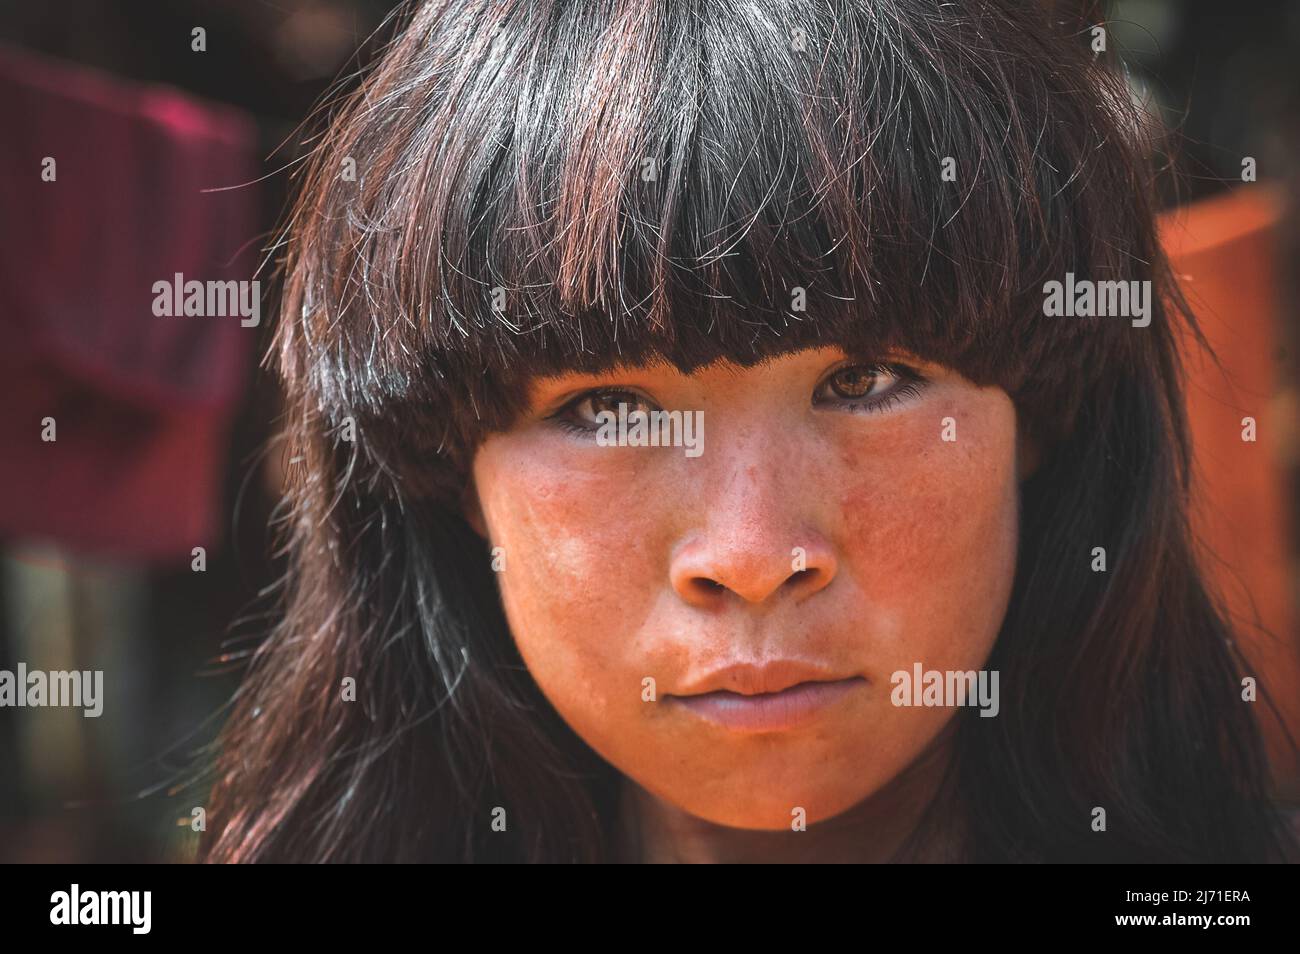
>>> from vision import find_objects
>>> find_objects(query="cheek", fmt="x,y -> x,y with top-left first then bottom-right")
833,392 -> 1019,669
473,445 -> 667,723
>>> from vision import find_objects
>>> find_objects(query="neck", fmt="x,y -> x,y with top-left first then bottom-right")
614,721 -> 964,863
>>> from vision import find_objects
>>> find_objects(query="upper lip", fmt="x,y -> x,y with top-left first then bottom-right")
672,660 -> 859,697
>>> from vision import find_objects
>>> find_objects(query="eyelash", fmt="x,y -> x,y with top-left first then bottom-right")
546,363 -> 928,435
549,387 -> 653,436
815,362 -> 928,413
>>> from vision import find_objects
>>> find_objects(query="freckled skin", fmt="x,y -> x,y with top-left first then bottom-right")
466,347 -> 1022,832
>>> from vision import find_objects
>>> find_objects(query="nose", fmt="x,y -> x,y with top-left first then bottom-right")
669,456 -> 838,609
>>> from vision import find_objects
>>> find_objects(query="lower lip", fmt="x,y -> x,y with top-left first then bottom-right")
670,677 -> 866,733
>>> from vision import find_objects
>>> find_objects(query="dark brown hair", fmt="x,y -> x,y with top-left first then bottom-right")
196,0 -> 1298,862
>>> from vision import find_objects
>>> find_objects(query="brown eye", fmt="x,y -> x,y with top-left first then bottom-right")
568,389 -> 655,427
587,391 -> 629,418
814,361 -> 928,415
827,366 -> 884,400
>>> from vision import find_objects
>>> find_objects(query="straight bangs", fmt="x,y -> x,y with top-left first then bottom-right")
276,0 -> 1172,504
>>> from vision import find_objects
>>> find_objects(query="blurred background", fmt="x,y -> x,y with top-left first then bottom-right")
0,0 -> 1296,862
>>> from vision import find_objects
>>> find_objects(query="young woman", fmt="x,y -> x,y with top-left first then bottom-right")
196,0 -> 1300,862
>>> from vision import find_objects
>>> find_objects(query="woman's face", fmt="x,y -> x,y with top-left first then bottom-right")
464,345 -> 1025,830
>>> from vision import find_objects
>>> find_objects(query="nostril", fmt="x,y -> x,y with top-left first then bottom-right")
671,540 -> 838,606
693,577 -> 725,595
785,568 -> 833,603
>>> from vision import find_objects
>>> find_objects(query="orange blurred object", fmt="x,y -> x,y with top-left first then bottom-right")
1161,186 -> 1300,797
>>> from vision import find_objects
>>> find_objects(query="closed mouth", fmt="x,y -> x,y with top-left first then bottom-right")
668,676 -> 866,733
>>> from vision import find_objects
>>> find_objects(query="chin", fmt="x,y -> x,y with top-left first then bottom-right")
666,774 -> 885,831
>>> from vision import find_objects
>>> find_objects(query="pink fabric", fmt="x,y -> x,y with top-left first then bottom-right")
0,45 -> 260,560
